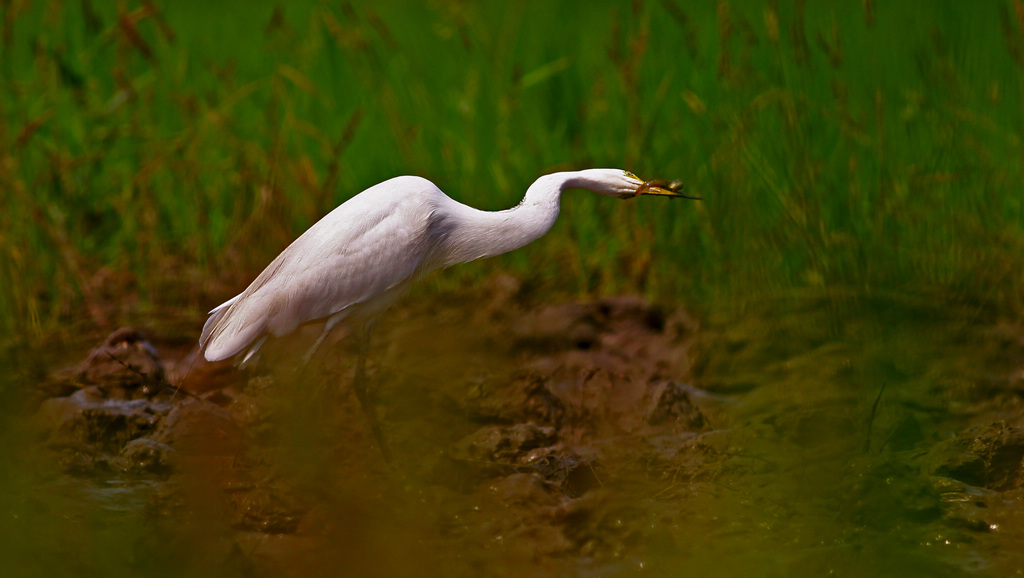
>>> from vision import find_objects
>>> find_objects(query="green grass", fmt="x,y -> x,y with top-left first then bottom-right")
3,0 -> 1024,339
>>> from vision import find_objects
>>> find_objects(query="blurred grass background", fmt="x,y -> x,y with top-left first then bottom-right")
2,0 -> 1023,342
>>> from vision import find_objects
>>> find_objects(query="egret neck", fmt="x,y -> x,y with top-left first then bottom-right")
433,171 -> 600,266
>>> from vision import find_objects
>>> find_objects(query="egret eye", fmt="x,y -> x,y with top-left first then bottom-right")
624,171 -> 640,180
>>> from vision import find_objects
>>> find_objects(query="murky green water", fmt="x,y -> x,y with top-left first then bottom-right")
2,294 -> 1022,577
664,294 -> 1012,576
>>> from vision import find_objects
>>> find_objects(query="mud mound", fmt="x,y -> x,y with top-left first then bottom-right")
31,296 -> 715,576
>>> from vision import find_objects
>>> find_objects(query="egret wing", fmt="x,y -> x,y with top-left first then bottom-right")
202,177 -> 443,361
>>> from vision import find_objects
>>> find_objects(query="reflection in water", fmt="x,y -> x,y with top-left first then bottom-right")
2,294 -> 1023,576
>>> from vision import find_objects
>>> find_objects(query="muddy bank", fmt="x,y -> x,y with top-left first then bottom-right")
27,286 -> 720,576
22,287 -> 1024,576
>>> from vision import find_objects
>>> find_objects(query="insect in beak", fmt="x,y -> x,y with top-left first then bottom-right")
637,179 -> 700,200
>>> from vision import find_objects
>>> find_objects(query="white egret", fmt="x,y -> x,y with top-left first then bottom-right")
199,168 -> 697,456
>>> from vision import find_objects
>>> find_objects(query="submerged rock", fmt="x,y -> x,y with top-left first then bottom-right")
449,372 -> 566,427
453,423 -> 558,464
229,484 -> 306,534
646,380 -> 706,430
450,424 -> 603,498
520,445 -> 602,498
36,386 -> 172,455
82,327 -> 165,385
117,438 -> 177,475
152,397 -> 244,457
33,327 -> 245,478
933,422 -> 1024,491
39,327 -> 169,403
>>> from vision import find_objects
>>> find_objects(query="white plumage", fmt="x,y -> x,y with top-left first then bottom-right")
200,168 -> 695,365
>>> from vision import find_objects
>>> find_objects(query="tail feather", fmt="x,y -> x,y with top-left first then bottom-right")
199,297 -> 237,349
200,295 -> 270,362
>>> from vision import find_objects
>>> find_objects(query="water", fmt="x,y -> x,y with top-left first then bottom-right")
1,293 -> 1022,576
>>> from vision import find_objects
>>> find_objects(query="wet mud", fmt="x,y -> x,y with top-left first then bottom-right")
21,283 -> 1024,576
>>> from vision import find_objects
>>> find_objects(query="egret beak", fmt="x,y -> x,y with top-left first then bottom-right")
637,179 -> 701,200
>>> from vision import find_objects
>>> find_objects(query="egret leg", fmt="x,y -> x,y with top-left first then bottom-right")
301,317 -> 340,366
352,325 -> 392,461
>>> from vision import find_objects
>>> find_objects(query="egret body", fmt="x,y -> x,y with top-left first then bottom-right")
198,168 -> 696,454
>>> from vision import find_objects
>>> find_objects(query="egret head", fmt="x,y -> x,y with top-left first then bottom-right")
571,169 -> 700,200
